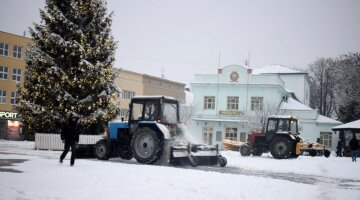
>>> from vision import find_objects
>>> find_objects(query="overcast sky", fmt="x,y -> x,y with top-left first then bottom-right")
1,0 -> 360,86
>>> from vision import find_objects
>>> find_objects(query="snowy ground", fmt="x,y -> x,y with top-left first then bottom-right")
0,140 -> 359,200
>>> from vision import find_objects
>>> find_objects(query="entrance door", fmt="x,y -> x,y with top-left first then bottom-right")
0,120 -> 6,139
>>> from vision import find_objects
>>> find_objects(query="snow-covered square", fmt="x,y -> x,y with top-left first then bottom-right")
0,140 -> 359,200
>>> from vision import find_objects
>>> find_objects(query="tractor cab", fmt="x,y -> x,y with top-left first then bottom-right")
265,116 -> 299,140
128,96 -> 180,134
265,115 -> 299,143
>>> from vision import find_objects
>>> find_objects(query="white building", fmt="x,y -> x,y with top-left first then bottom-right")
189,65 -> 342,151
252,65 -> 311,106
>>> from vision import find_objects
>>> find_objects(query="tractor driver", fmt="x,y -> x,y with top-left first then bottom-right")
278,120 -> 289,132
145,103 -> 158,121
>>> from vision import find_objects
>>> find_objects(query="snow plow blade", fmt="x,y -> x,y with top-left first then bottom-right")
170,143 -> 227,167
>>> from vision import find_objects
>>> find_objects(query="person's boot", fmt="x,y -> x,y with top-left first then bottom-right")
59,159 -> 63,164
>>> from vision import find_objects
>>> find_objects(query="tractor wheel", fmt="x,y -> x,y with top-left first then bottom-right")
218,156 -> 227,167
131,127 -> 163,164
270,137 -> 292,159
324,149 -> 331,158
188,155 -> 199,167
240,144 -> 251,156
309,149 -> 317,157
94,139 -> 111,160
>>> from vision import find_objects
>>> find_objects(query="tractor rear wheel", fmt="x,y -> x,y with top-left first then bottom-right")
270,137 -> 292,159
94,139 -> 111,160
240,144 -> 251,156
131,127 -> 163,164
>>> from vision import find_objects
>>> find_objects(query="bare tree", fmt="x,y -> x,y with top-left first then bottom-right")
180,103 -> 199,125
246,101 -> 293,132
307,58 -> 337,118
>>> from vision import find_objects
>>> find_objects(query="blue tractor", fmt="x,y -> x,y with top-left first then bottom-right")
94,96 -> 227,167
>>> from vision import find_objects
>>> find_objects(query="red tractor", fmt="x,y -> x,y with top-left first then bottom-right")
240,115 -> 302,159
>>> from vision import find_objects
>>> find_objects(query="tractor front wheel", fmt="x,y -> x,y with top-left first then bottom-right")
131,127 -> 163,164
240,144 -> 251,156
94,139 -> 111,160
270,137 -> 292,159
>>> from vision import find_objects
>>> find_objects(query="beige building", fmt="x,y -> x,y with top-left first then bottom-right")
114,68 -> 186,119
0,31 -> 31,139
0,31 -> 186,138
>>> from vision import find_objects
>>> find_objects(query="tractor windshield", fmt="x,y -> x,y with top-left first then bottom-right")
161,102 -> 178,124
277,119 -> 289,132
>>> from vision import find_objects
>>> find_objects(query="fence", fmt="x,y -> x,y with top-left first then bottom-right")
35,133 -> 104,150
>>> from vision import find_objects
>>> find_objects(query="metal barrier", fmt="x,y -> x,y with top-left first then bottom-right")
35,133 -> 104,150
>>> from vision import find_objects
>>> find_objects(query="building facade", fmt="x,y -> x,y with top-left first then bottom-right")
189,65 -> 342,151
252,65 -> 311,106
0,31 -> 31,140
113,68 -> 186,120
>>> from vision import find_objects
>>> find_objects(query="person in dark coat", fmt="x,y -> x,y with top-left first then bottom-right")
59,116 -> 80,166
349,133 -> 359,162
336,141 -> 343,157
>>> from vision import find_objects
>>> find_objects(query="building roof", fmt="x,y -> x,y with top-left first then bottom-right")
332,119 -> 360,131
279,97 -> 313,111
316,114 -> 342,124
252,65 -> 305,75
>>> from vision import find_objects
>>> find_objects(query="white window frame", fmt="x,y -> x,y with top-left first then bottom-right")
225,127 -> 238,141
13,45 -> 22,59
0,42 -> 9,56
0,90 -> 6,104
320,132 -> 332,148
240,132 -> 247,142
11,91 -> 17,105
251,97 -> 263,110
12,68 -> 21,82
119,90 -> 135,99
0,66 -> 8,80
204,96 -> 215,110
227,96 -> 239,110
202,127 -> 213,145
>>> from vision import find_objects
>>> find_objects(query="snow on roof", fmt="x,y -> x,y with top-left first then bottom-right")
316,114 -> 342,124
332,119 -> 360,130
192,118 -> 250,123
268,115 -> 297,119
252,65 -> 302,75
133,95 -> 176,100
279,97 -> 313,111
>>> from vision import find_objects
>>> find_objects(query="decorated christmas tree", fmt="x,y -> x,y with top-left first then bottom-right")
17,0 -> 120,136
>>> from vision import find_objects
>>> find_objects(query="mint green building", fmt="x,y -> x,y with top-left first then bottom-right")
189,65 -> 342,151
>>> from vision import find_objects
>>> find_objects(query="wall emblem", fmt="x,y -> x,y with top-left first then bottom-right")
230,71 -> 239,82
